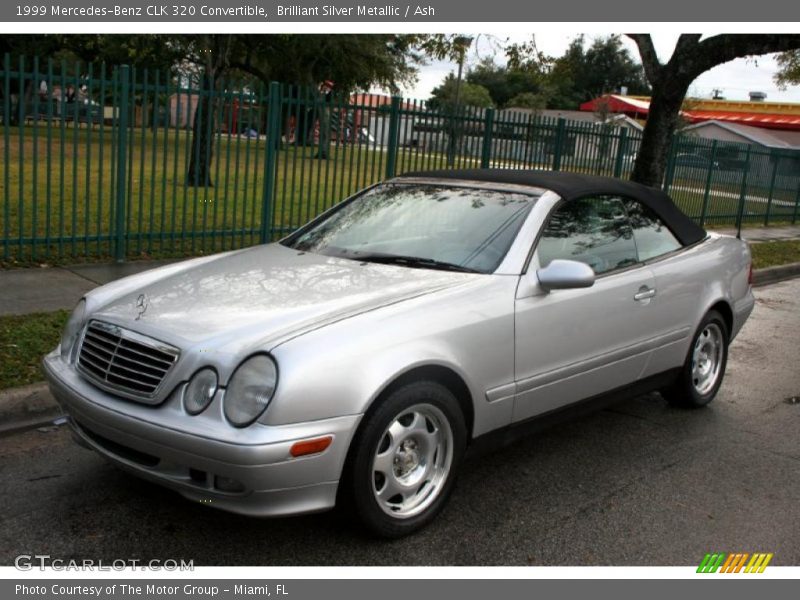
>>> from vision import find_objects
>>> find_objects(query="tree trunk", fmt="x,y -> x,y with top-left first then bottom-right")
629,79 -> 689,187
186,73 -> 216,187
627,33 -> 800,190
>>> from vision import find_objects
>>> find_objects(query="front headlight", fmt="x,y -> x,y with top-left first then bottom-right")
60,300 -> 86,362
224,355 -> 278,427
183,368 -> 218,415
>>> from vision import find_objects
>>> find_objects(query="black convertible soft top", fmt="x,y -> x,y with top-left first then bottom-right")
396,169 -> 707,247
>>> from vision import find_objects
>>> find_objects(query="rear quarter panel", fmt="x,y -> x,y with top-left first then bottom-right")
641,233 -> 752,378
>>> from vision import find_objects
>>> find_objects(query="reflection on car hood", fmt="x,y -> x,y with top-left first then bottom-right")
90,243 -> 474,351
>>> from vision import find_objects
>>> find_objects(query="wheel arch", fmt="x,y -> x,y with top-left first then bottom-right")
335,363 -> 475,517
706,299 -> 733,336
370,365 -> 475,442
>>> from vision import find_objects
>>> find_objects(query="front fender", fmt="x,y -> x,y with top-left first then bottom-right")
260,275 -> 519,438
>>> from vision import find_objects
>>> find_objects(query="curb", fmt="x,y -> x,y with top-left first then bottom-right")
0,382 -> 63,437
752,262 -> 800,287
1,265 -> 799,433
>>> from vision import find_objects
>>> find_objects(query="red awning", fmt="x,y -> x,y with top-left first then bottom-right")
682,110 -> 800,131
579,95 -> 650,116
580,95 -> 800,131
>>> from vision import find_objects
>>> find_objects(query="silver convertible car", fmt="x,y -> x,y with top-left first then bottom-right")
44,170 -> 754,537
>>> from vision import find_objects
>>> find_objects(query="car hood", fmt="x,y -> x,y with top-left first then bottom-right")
89,243 -> 475,351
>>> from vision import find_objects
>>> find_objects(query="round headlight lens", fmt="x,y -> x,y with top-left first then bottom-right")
60,299 -> 86,362
224,355 -> 278,427
183,368 -> 218,415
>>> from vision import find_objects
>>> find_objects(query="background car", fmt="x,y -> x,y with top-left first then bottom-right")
672,152 -> 720,170
44,170 -> 754,537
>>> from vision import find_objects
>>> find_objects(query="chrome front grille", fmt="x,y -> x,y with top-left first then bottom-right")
77,321 -> 180,402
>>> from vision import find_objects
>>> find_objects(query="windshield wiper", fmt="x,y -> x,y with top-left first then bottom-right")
353,252 -> 481,274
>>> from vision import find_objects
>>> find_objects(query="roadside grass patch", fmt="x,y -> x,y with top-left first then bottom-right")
0,310 -> 68,389
750,240 -> 800,270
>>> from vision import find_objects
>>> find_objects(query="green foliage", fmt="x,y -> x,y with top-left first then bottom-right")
229,34 -> 427,92
0,34 -> 186,76
506,34 -> 650,109
466,58 -> 548,108
505,92 -> 548,110
775,49 -> 800,89
428,73 -> 494,111
0,34 -> 438,94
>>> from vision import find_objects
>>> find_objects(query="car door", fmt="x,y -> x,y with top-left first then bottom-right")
622,197 -> 698,377
512,195 -> 658,423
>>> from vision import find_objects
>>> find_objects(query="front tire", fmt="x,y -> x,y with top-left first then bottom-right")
344,381 -> 467,538
662,310 -> 729,408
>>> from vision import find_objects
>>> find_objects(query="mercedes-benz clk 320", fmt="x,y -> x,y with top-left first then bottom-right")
44,170 -> 754,537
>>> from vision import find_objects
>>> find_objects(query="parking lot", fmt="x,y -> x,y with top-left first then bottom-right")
0,278 -> 798,566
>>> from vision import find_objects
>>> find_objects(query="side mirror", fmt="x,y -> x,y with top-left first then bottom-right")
536,259 -> 595,292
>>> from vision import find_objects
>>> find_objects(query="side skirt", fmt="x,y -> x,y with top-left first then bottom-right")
465,368 -> 681,460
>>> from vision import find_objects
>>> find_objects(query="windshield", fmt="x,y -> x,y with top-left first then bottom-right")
282,183 -> 537,273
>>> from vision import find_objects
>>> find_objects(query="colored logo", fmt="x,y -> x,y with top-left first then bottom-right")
697,552 -> 773,573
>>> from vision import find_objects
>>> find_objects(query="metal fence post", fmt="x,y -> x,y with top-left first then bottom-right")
385,96 -> 401,178
480,108 -> 495,169
735,146 -> 752,238
114,65 -> 130,262
613,127 -> 628,178
260,81 -> 281,244
792,181 -> 800,225
764,149 -> 779,226
663,138 -> 677,195
699,139 -> 718,227
552,118 -> 566,171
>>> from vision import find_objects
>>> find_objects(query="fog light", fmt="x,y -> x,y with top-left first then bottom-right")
214,475 -> 246,493
184,368 -> 218,415
290,436 -> 333,457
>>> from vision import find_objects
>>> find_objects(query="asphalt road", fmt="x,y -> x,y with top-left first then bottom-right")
1,280 -> 798,566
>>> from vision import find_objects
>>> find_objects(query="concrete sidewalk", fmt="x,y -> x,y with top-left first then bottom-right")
1,224 -> 800,317
0,259 -> 179,316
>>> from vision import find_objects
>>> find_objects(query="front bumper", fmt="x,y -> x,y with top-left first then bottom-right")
43,351 -> 361,517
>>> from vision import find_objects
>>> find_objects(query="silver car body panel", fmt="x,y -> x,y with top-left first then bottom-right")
44,178 -> 755,517
44,351 -> 358,516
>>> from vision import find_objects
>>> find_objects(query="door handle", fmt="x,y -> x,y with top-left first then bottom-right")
634,287 -> 656,301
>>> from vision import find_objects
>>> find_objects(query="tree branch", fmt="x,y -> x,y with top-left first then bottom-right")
626,34 -> 662,84
689,34 -> 800,81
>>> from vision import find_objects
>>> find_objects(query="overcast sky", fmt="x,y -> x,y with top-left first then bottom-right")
390,33 -> 800,104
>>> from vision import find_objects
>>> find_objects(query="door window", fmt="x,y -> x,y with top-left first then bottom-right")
623,199 -> 682,261
537,196 -> 638,275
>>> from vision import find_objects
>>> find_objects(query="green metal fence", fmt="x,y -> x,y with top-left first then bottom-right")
2,55 -> 800,264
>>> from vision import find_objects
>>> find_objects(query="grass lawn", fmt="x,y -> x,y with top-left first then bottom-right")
0,310 -> 67,389
0,123 -> 473,265
750,239 -> 800,270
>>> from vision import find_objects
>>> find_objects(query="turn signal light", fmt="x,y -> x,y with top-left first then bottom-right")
290,436 -> 333,457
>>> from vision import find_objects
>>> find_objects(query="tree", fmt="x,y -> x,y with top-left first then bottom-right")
507,35 -> 649,109
506,92 -> 548,111
228,34 -> 427,92
184,35 -> 233,187
775,49 -> 800,88
627,34 -> 800,187
466,58 -> 547,108
181,34 -> 435,186
429,74 -> 494,111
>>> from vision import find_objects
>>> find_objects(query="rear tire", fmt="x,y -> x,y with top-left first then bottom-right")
662,310 -> 729,408
342,380 -> 467,538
